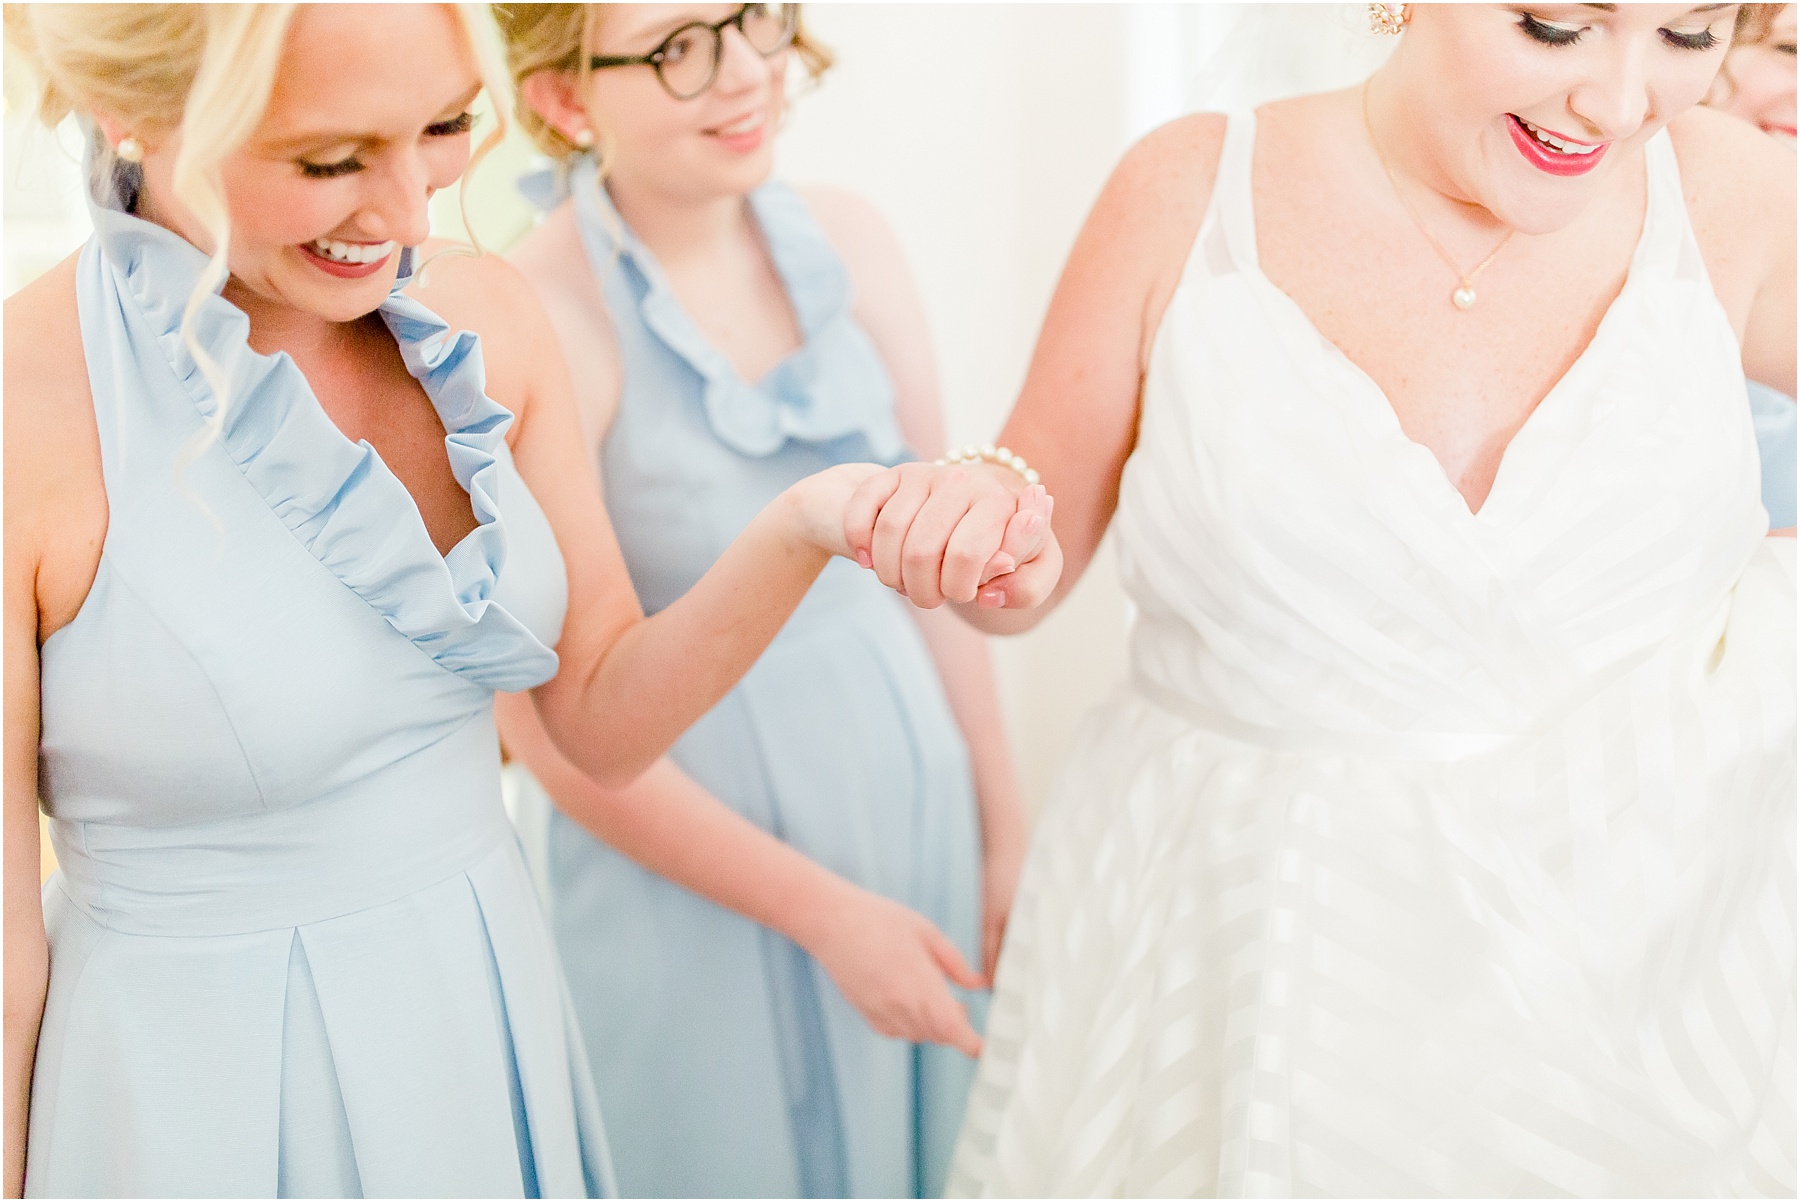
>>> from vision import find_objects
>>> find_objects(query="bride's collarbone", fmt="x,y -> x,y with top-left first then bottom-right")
1259,196 -> 1638,426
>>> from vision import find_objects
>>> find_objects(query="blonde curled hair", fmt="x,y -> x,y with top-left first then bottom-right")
492,3 -> 832,168
4,3 -> 513,463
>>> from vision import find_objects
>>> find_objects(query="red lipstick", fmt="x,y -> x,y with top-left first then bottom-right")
1507,114 -> 1609,177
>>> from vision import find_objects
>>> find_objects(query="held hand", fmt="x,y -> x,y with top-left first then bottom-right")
843,462 -> 1061,610
802,885 -> 987,1058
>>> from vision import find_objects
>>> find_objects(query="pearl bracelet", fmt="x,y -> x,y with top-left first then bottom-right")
935,443 -> 1041,487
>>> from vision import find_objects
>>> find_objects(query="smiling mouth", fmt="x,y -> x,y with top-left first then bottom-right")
705,111 -> 764,139
307,238 -> 397,265
1511,116 -> 1606,156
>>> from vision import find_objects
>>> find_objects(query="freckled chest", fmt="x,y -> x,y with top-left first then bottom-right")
1254,132 -> 1646,509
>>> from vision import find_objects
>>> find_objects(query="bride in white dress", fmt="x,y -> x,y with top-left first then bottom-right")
849,2 -> 1795,1194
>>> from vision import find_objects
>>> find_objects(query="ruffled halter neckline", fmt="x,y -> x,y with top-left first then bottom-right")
527,157 -> 907,462
86,168 -> 560,691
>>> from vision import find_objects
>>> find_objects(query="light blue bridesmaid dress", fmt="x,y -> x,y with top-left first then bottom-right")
1749,380 -> 1796,528
509,161 -> 984,1198
28,162 -> 615,1197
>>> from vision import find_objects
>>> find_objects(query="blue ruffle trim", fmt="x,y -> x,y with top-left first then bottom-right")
87,180 -> 561,692
556,160 -> 910,464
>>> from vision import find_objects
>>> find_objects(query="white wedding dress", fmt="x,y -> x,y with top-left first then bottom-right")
950,112 -> 1795,1197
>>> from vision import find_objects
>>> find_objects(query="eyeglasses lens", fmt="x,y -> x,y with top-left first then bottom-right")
655,5 -> 798,99
741,4 -> 798,55
659,25 -> 718,99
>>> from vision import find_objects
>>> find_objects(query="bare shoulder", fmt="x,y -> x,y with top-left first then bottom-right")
504,207 -> 623,448
1096,113 -> 1229,352
791,184 -> 913,310
1109,111 -> 1229,216
793,184 -> 895,252
5,253 -> 84,393
508,204 -> 605,311
508,205 -> 573,278
1667,107 -> 1794,289
1667,105 -> 1793,210
1095,111 -> 1230,278
402,239 -> 557,426
5,255 -> 96,490
4,252 -> 107,638
404,237 -> 544,338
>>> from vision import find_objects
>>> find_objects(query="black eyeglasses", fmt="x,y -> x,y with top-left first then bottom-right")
590,4 -> 799,101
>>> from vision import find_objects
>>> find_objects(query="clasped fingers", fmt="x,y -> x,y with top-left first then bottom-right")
844,462 -> 1058,610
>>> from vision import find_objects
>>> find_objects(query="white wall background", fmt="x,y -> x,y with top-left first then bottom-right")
3,4 -> 1390,818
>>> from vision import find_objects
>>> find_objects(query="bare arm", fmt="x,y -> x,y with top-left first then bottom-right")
4,262 -> 96,1199
495,694 -> 985,1053
804,185 -> 1030,975
413,254 -> 880,789
507,203 -> 623,452
4,552 -> 46,1201
848,115 -> 1227,636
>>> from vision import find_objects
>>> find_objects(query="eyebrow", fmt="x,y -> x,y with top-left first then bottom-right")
1577,3 -> 1733,9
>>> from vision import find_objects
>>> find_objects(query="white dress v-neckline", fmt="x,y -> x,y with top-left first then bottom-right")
1231,109 -> 1663,523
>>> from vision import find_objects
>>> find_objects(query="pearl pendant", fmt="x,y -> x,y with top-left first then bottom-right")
1452,284 -> 1477,310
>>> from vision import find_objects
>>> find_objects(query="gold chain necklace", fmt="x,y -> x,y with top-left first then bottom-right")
1361,83 -> 1515,310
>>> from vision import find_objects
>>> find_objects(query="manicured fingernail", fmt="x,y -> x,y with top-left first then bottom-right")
978,587 -> 1005,608
896,584 -> 908,597
1022,514 -> 1041,537
855,549 -> 872,568
989,554 -> 1015,575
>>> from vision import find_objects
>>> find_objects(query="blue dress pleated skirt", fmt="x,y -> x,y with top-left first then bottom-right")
507,164 -> 984,1197
30,169 -> 614,1198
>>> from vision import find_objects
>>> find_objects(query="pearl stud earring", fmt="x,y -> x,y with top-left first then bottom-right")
116,136 -> 145,163
1367,2 -> 1407,34
573,128 -> 595,149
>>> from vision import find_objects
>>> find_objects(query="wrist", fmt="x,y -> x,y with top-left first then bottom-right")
781,867 -> 859,955
772,476 -> 841,561
779,464 -> 883,560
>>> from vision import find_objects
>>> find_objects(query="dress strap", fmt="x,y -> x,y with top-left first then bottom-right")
1636,127 -> 1708,287
1183,110 -> 1261,283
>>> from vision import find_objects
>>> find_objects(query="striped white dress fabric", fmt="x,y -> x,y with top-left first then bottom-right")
949,112 -> 1796,1198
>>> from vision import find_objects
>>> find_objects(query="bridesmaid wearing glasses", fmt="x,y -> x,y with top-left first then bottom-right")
492,5 -> 1033,1197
